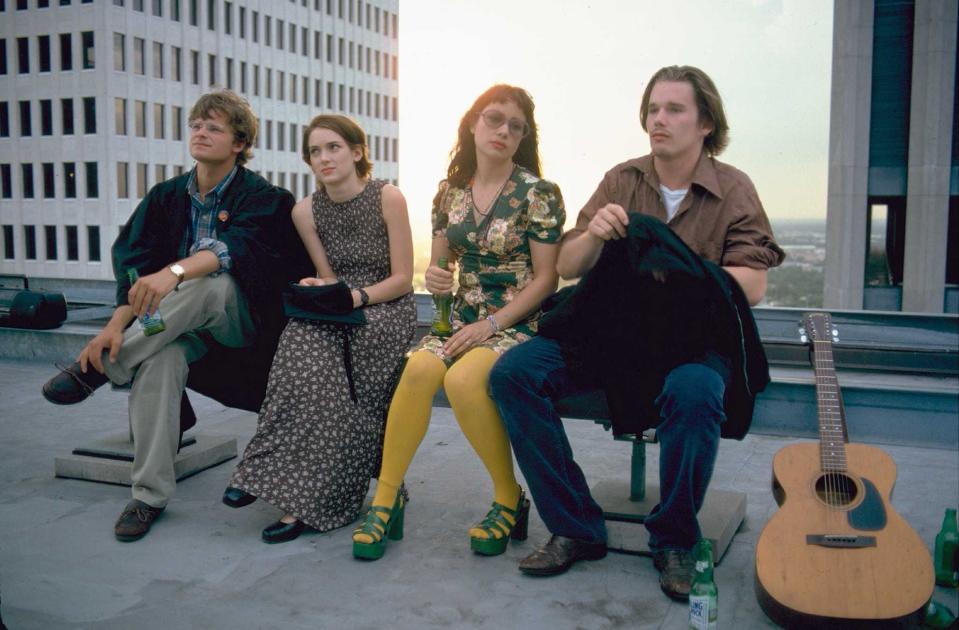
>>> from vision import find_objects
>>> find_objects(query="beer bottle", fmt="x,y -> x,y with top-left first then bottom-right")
430,257 -> 453,337
126,268 -> 166,336
688,539 -> 718,630
934,508 -> 959,587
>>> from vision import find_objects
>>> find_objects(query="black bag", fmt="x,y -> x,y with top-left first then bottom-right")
0,289 -> 67,329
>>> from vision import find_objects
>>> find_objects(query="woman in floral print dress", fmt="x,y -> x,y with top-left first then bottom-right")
224,114 -> 416,544
352,84 -> 565,560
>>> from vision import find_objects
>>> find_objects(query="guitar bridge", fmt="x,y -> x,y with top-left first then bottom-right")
806,534 -> 877,548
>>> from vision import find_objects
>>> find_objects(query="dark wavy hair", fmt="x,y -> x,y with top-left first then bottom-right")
189,89 -> 258,166
300,114 -> 372,178
640,65 -> 729,157
446,84 -> 541,188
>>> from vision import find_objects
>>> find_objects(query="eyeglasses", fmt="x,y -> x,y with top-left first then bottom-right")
187,121 -> 229,135
480,111 -> 530,138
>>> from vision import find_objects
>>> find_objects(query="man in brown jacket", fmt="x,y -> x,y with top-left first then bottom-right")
489,65 -> 784,600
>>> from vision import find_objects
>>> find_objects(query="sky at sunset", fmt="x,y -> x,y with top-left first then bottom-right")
395,0 -> 833,248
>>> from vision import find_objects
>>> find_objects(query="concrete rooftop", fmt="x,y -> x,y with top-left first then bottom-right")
1,358 -> 957,629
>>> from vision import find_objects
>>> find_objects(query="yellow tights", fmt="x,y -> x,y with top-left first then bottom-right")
353,348 -> 521,544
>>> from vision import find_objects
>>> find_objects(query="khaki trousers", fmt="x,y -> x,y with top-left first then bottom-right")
103,274 -> 254,507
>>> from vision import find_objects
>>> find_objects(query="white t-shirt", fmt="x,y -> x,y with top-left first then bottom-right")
659,184 -> 688,222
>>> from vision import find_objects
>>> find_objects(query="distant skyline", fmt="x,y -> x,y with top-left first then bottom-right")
396,0 -> 833,243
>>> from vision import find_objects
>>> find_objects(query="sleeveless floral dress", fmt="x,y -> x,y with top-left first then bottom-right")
230,180 -> 416,532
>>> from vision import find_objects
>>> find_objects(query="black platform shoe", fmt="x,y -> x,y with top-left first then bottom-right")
222,486 -> 257,508
262,519 -> 306,544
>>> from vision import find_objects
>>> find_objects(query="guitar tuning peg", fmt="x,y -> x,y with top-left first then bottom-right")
798,326 -> 807,343
832,327 -> 839,343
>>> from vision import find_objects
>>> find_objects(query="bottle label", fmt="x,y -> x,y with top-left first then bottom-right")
689,595 -> 717,630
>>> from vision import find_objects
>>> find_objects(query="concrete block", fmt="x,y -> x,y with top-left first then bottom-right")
54,433 -> 237,486
592,480 -> 746,564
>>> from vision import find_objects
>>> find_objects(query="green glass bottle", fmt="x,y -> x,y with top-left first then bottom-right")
430,257 -> 453,337
126,268 -> 166,336
688,539 -> 718,630
923,599 -> 958,630
934,508 -> 959,587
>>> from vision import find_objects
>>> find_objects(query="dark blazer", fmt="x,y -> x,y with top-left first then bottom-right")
539,214 -> 770,440
112,166 -> 311,422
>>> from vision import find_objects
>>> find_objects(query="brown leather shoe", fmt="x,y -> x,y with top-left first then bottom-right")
652,549 -> 695,600
42,361 -> 109,405
114,499 -> 165,542
518,534 -> 607,576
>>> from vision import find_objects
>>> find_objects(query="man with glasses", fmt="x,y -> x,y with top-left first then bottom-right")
489,66 -> 784,599
42,89 -> 308,541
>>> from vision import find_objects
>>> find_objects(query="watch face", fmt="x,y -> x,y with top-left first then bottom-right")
171,264 -> 185,278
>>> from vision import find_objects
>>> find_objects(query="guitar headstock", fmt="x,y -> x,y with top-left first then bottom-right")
800,312 -> 839,345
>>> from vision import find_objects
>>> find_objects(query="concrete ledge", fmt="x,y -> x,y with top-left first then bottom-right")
54,433 -> 237,486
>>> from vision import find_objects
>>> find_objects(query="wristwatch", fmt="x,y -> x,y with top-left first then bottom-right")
357,287 -> 370,306
169,263 -> 186,290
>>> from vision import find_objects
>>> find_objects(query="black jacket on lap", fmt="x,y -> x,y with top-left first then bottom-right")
111,167 -> 311,422
539,214 -> 769,440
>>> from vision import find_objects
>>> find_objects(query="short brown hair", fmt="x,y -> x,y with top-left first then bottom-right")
188,89 -> 258,166
640,65 -> 729,157
300,114 -> 372,178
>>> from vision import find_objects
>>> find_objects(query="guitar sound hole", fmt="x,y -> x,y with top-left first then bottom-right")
814,473 -> 859,507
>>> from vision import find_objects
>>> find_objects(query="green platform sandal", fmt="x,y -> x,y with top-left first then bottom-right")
470,489 -> 530,556
352,485 -> 407,561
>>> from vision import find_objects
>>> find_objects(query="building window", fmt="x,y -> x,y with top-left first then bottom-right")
134,100 -> 146,136
2,225 -> 13,260
301,26 -> 307,57
152,41 -> 163,78
264,16 -> 271,46
0,164 -> 11,198
314,79 -> 320,107
290,23 -> 296,53
66,225 -> 79,260
224,1 -> 232,34
133,0 -> 143,10
239,61 -> 246,93
21,163 -> 34,198
136,162 -> 148,197
207,53 -> 215,85
154,163 -> 166,184
314,32 -> 320,60
277,19 -> 284,49
290,123 -> 297,153
190,49 -> 199,84
81,31 -> 94,70
1,39 -> 7,75
63,162 -> 76,198
337,37 -> 343,65
265,120 -> 272,150
265,68 -> 271,98
42,162 -> 54,198
18,100 -> 31,136
189,0 -> 197,25
87,226 -> 101,262
113,33 -> 125,71
114,97 -> 127,134
61,98 -> 74,134
171,46 -> 181,81
225,57 -> 233,89
134,37 -> 145,74
277,121 -> 285,151
84,162 -> 98,198
238,6 -> 245,38
251,10 -> 258,42
16,37 -> 28,74
83,97 -> 96,134
277,70 -> 284,100
206,0 -> 214,30
153,103 -> 164,138
116,161 -> 129,197
326,34 -> 332,62
172,105 -> 182,140
59,33 -> 72,70
44,225 -> 57,260
0,101 -> 9,136
302,76 -> 308,105
151,0 -> 161,16
38,35 -> 51,72
171,0 -> 180,21
24,225 -> 37,260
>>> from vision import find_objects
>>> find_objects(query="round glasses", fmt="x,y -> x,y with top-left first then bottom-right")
479,110 -> 530,139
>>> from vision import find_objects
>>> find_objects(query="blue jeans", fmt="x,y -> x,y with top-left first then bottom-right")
489,335 -> 728,551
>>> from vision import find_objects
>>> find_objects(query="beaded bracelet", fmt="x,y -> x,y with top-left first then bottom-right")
486,314 -> 500,334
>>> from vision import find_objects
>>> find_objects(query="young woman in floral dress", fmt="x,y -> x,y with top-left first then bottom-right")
352,84 -> 565,560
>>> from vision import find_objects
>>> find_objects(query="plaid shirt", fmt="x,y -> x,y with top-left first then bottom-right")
180,165 -> 238,271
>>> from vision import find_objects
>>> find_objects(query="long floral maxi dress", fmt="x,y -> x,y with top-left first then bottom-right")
230,179 -> 417,532
414,166 -> 565,363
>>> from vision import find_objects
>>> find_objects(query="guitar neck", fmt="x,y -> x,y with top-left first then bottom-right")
811,335 -> 848,473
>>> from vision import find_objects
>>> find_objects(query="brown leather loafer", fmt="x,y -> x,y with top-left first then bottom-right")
652,549 -> 695,600
518,534 -> 607,576
42,361 -> 109,405
114,499 -> 165,542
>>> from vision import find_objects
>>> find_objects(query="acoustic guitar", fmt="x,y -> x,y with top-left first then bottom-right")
754,312 -> 934,629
